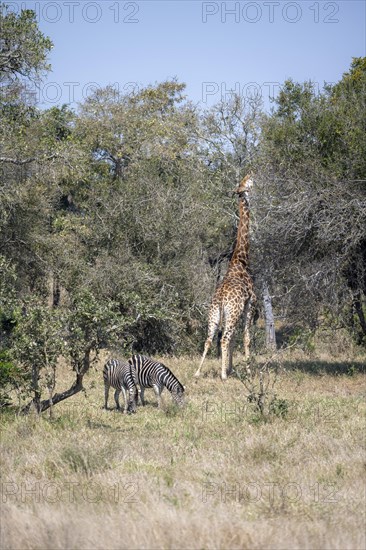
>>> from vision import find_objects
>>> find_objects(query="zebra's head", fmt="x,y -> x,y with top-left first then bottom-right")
172,384 -> 185,407
127,387 -> 138,414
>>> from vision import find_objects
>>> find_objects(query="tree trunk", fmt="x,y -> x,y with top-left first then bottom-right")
263,283 -> 277,350
353,291 -> 366,343
21,373 -> 84,415
21,346 -> 93,415
31,364 -> 41,414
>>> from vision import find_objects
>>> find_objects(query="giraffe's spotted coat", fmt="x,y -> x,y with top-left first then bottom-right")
195,175 -> 256,380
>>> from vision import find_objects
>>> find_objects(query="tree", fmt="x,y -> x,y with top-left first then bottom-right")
253,58 -> 366,343
0,3 -> 52,87
0,5 -> 78,297
0,255 -> 27,407
19,290 -> 130,414
69,82 -> 221,353
12,297 -> 64,414
75,81 -> 190,180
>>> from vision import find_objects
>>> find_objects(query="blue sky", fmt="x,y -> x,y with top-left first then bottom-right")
7,0 -> 366,109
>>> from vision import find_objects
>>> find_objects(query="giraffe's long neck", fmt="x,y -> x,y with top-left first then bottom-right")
230,195 -> 250,267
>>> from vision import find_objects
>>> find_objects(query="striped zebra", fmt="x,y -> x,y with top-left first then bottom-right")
103,359 -> 138,414
128,354 -> 185,409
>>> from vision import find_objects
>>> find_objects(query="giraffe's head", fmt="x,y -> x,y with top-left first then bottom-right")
234,174 -> 253,201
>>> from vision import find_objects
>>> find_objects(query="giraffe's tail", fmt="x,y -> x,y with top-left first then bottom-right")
217,303 -> 225,357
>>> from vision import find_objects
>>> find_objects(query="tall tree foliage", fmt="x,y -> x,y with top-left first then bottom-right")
70,82 -> 227,352
252,58 -> 366,342
0,4 -> 52,85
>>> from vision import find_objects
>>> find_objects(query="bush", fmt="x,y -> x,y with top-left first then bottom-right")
0,350 -> 28,407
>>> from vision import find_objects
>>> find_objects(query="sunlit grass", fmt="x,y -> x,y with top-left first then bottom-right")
1,351 -> 365,549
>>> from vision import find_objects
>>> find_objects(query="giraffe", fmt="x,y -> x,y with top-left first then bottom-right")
194,174 -> 256,381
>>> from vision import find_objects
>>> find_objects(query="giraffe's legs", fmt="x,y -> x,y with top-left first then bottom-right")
221,306 -> 240,380
227,337 -> 235,376
194,339 -> 212,378
195,303 -> 221,378
221,338 -> 230,380
221,327 -> 236,380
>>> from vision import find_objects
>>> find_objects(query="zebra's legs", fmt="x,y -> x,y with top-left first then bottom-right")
114,389 -> 121,410
153,384 -> 163,409
104,382 -> 110,409
139,387 -> 145,406
120,387 -> 128,413
195,303 -> 221,378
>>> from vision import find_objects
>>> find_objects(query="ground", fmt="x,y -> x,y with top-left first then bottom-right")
1,350 -> 365,550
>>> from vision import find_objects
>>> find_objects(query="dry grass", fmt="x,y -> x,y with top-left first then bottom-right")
1,350 -> 365,550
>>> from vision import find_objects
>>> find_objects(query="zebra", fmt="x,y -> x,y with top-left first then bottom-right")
128,354 -> 185,409
103,359 -> 138,414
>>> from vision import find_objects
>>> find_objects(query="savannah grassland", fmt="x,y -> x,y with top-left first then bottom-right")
1,348 -> 365,550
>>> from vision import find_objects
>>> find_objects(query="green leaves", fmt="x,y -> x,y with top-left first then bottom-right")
76,81 -> 195,181
11,296 -> 65,371
0,4 -> 53,83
